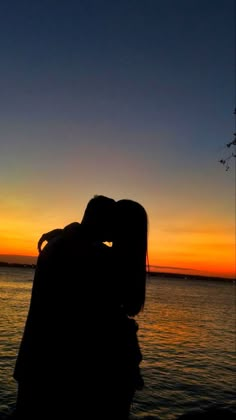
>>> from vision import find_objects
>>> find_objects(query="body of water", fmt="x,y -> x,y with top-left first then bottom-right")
0,267 -> 235,419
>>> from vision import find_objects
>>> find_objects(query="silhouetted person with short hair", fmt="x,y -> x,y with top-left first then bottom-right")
12,195 -> 148,420
13,195 -> 116,419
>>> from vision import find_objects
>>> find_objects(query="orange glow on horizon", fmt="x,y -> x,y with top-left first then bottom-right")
0,245 -> 235,279
1,209 -> 235,279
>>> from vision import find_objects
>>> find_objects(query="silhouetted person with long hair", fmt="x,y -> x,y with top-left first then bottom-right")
108,199 -> 148,419
12,196 -> 148,420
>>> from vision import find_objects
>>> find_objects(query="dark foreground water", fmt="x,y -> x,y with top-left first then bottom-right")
0,267 -> 235,419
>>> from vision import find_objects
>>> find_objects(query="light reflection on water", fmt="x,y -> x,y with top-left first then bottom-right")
0,268 -> 34,417
0,268 -> 235,419
132,277 -> 236,419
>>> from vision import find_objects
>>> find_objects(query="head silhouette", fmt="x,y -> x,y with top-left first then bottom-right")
81,195 -> 116,242
113,199 -> 148,316
37,195 -> 116,252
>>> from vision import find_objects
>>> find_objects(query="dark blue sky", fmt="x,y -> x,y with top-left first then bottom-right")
1,0 -> 234,133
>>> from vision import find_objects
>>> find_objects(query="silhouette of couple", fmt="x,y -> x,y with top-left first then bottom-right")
13,195 -> 148,420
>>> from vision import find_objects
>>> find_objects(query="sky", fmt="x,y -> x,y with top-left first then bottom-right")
0,0 -> 235,278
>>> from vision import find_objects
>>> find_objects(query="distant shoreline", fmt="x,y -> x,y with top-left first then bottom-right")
148,270 -> 235,282
0,261 -> 36,269
0,261 -> 235,282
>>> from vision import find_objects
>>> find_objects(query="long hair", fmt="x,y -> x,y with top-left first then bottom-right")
113,199 -> 148,317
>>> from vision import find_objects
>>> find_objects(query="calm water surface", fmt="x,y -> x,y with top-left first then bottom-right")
0,267 -> 235,419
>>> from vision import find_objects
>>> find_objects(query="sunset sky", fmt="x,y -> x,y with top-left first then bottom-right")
0,0 -> 235,278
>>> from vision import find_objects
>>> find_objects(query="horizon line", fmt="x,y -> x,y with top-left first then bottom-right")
0,254 -> 235,281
